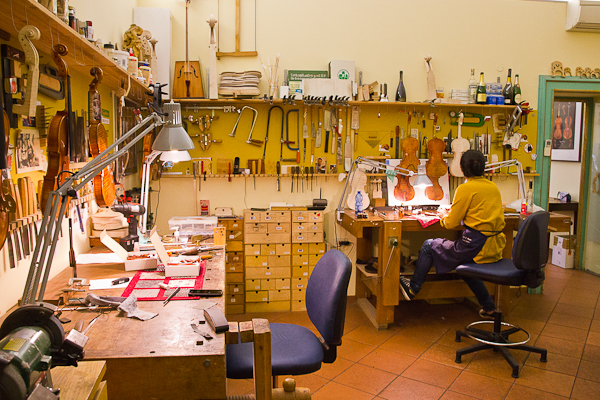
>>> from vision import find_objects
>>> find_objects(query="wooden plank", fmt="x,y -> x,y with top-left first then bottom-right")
51,360 -> 106,400
380,220 -> 401,307
226,322 -> 240,344
239,320 -> 255,343
356,298 -> 390,331
252,318 -> 272,400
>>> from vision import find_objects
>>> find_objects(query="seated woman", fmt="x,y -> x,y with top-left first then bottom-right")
400,150 -> 505,318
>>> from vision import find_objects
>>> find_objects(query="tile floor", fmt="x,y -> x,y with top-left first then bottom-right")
226,263 -> 600,399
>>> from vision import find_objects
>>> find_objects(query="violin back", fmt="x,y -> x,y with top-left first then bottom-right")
347,168 -> 370,210
425,137 -> 447,201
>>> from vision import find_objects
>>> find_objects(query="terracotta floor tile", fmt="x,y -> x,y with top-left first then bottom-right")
439,391 -> 480,400
437,329 -> 478,349
535,335 -> 585,358
504,315 -> 547,335
343,318 -> 366,336
553,302 -> 595,319
505,384 -> 569,400
358,348 -> 417,375
587,330 -> 600,346
571,377 -> 600,400
401,359 -> 461,389
548,312 -> 592,330
334,363 -> 397,395
226,378 -> 254,396
380,334 -> 434,358
525,351 -> 580,376
510,307 -> 552,323
565,281 -> 600,294
590,319 -> 600,333
577,360 -> 600,383
395,322 -> 449,342
449,371 -> 512,400
337,338 -> 377,362
582,343 -> 600,362
540,323 -> 590,343
343,323 -> 402,347
463,351 -> 521,383
517,365 -> 575,397
312,357 -> 354,380
559,293 -> 597,309
378,376 -> 445,400
312,381 -> 375,400
421,343 -> 475,370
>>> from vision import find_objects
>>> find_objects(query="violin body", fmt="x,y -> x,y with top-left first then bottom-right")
346,168 -> 370,210
449,113 -> 469,177
553,109 -> 563,140
564,104 -> 573,141
425,136 -> 447,201
173,61 -> 203,99
394,135 -> 419,202
88,67 -> 116,208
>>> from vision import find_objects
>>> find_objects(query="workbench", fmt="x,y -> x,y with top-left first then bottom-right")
51,361 -> 107,400
338,210 -> 571,330
43,246 -> 228,400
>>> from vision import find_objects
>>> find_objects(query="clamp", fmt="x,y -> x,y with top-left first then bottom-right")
230,105 -> 258,138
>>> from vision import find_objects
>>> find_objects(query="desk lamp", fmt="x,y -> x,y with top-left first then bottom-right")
21,102 -> 193,305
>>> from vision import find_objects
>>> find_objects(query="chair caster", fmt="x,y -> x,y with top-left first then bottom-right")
455,356 -> 462,364
540,352 -> 547,362
455,332 -> 462,343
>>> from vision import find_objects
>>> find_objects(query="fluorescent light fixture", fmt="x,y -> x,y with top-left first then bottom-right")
160,150 -> 191,162
413,165 -> 433,188
152,101 -> 195,152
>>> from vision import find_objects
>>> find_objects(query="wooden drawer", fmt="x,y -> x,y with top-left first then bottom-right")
292,232 -> 324,243
267,255 -> 291,267
293,265 -> 310,278
227,230 -> 243,241
261,244 -> 277,255
309,254 -> 324,266
275,278 -> 290,290
226,241 -> 244,252
227,284 -> 244,295
227,251 -> 244,263
292,254 -> 310,266
226,294 -> 245,305
230,219 -> 243,231
246,267 -> 291,279
245,255 -> 268,267
226,304 -> 245,315
245,267 -> 266,280
291,300 -> 307,312
291,277 -> 309,289
245,244 -> 261,255
246,290 -> 269,303
291,288 -> 306,301
309,265 -> 316,276
263,211 -> 291,223
309,243 -> 327,254
244,233 -> 290,244
245,223 -> 268,234
243,210 -> 263,222
292,222 -> 323,233
226,262 -> 243,273
245,279 -> 276,290
292,211 -> 324,222
246,279 -> 262,291
291,243 -> 310,255
269,289 -> 290,301
226,272 -> 244,283
246,301 -> 290,313
267,222 -> 291,234
276,243 -> 292,255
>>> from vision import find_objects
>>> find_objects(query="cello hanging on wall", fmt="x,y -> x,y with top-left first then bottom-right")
173,0 -> 204,99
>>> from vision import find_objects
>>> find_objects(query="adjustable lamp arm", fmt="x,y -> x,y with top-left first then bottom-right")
484,159 -> 526,200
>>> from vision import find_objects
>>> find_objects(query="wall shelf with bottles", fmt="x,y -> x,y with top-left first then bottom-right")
0,0 -> 148,103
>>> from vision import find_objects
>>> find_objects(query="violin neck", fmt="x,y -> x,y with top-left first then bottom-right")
185,0 -> 189,64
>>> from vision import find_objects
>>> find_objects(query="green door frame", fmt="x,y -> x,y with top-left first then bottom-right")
536,75 -> 597,269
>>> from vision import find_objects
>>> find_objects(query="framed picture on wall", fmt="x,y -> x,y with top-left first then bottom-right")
551,100 -> 583,162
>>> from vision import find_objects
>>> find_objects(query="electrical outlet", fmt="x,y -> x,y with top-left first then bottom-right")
435,125 -> 441,131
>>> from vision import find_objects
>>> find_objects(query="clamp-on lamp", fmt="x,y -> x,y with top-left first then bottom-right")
21,102 -> 193,304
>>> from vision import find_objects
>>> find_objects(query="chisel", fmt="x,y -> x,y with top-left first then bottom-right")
324,108 -> 331,153
316,107 -> 323,148
303,106 -> 308,162
276,161 -> 281,191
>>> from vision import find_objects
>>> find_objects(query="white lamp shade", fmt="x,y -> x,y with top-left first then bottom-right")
414,164 -> 433,188
152,102 -> 195,152
160,150 -> 192,162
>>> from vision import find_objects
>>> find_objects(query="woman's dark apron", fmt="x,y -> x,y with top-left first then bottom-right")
430,224 -> 500,275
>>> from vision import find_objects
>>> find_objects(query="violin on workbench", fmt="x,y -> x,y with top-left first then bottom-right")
88,67 -> 116,207
41,44 -> 72,212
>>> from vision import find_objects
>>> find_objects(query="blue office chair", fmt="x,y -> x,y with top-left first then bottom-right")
455,211 -> 550,378
227,249 -> 352,383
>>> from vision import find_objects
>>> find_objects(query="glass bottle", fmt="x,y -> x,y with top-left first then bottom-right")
503,69 -> 513,105
468,68 -> 477,104
513,74 -> 522,104
476,72 -> 486,104
396,71 -> 406,102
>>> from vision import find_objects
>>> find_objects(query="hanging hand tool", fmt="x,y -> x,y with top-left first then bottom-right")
286,109 -> 300,162
276,161 -> 281,191
251,160 -> 256,190
310,166 -> 314,191
305,167 -> 309,192
311,106 -> 316,139
352,106 -> 360,151
337,107 -> 343,166
311,137 -> 315,166
296,166 -> 299,193
291,166 -> 294,192
324,108 -> 331,153
395,126 -> 400,158
316,107 -> 323,148
264,106 -> 283,160
229,105 -> 258,138
331,108 -> 337,155
303,106 -> 309,162
301,167 -> 304,193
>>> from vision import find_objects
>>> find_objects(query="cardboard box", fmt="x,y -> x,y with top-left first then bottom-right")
164,256 -> 200,277
100,231 -> 158,271
329,60 -> 355,81
552,236 -> 574,269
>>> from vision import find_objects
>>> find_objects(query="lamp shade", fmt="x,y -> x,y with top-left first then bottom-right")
159,150 -> 192,162
152,101 -> 195,152
413,164 -> 433,188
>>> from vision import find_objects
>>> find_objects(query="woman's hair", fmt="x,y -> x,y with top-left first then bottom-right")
460,150 -> 486,177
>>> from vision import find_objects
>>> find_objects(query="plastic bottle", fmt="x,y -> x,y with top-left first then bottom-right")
355,191 -> 363,216
526,180 -> 534,215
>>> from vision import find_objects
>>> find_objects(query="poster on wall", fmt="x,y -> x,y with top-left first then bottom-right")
386,159 -> 451,207
551,101 -> 583,162
16,128 -> 46,174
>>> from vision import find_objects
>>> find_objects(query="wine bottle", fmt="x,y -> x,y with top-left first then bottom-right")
513,74 -> 522,104
503,68 -> 513,105
468,68 -> 477,104
396,71 -> 406,102
476,72 -> 486,104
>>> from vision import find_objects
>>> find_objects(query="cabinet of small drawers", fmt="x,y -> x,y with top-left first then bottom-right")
243,209 -> 326,313
220,217 -> 245,315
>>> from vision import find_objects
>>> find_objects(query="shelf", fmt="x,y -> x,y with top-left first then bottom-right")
0,0 -> 148,103
160,173 -> 340,179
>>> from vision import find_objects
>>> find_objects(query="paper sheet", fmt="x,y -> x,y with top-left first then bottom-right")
89,278 -> 131,290
75,253 -> 123,265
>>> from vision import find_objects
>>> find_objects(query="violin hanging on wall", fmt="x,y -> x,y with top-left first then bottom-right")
12,25 -> 40,118
173,0 -> 204,99
394,131 -> 419,202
